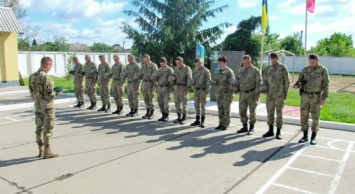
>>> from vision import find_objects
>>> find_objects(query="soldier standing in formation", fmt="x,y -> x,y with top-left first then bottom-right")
212,56 -> 235,131
97,55 -> 111,113
294,54 -> 329,145
71,57 -> 85,108
236,55 -> 262,135
111,54 -> 125,115
83,55 -> 98,110
122,54 -> 142,117
141,54 -> 159,119
262,53 -> 290,140
154,57 -> 174,122
173,57 -> 192,125
190,59 -> 211,128
29,57 -> 58,159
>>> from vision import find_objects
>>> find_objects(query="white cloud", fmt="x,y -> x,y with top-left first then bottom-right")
237,0 -> 259,8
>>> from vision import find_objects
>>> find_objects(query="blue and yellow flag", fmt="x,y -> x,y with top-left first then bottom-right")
262,0 -> 268,33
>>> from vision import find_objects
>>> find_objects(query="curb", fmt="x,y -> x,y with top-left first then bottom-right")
0,97 -> 77,112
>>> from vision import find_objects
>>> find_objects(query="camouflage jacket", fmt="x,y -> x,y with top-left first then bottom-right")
98,62 -> 111,84
192,66 -> 211,92
237,65 -> 262,95
37,69 -> 56,109
29,69 -> 43,111
111,62 -> 125,86
141,62 -> 158,82
174,65 -> 192,89
297,64 -> 329,100
155,66 -> 174,87
215,67 -> 235,95
73,63 -> 84,84
124,62 -> 142,83
264,63 -> 290,99
83,62 -> 98,80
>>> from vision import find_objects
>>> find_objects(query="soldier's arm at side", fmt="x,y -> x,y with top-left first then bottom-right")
283,65 -> 291,99
187,67 -> 193,90
42,75 -> 56,98
321,67 -> 330,101
293,69 -> 304,89
255,69 -> 262,96
28,75 -> 34,100
205,70 -> 211,92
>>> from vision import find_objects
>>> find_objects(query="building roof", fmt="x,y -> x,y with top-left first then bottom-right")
0,7 -> 23,33
70,44 -> 91,52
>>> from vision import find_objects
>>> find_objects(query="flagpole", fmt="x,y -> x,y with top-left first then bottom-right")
260,31 -> 264,72
304,0 -> 308,66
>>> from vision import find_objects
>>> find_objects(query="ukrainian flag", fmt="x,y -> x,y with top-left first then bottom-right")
262,0 -> 268,33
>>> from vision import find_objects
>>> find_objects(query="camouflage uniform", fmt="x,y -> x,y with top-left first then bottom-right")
173,65 -> 192,123
192,66 -> 211,117
298,65 -> 329,132
141,62 -> 158,117
73,63 -> 84,103
214,67 -> 235,128
98,62 -> 111,106
83,62 -> 98,105
122,61 -> 142,115
155,66 -> 174,120
264,63 -> 290,129
111,62 -> 125,110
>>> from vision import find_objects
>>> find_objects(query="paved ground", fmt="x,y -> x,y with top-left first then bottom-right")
1,101 -> 354,194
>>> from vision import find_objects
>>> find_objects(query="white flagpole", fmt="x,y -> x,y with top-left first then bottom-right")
304,0 -> 308,66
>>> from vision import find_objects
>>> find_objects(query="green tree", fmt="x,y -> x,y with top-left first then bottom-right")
90,43 -> 114,52
32,39 -> 38,46
280,32 -> 302,55
122,0 -> 230,65
309,32 -> 355,57
31,36 -> 70,52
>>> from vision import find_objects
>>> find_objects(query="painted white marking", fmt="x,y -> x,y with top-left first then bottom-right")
300,154 -> 342,163
256,143 -> 309,194
272,183 -> 319,194
0,90 -> 28,95
314,145 -> 355,153
4,117 -> 18,121
288,167 -> 334,177
328,142 -> 354,194
0,118 -> 32,125
318,136 -> 355,143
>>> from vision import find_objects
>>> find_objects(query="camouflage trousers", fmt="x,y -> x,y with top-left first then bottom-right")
174,86 -> 188,115
35,108 -> 55,147
74,80 -> 84,102
142,81 -> 155,110
301,93 -> 322,132
99,81 -> 111,106
217,93 -> 233,127
85,78 -> 97,102
157,86 -> 171,114
194,89 -> 207,116
127,82 -> 140,108
266,96 -> 284,129
239,91 -> 258,124
111,80 -> 124,106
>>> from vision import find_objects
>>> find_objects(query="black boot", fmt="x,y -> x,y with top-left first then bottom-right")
74,101 -> 81,108
142,109 -> 150,119
247,124 -> 254,135
148,109 -> 155,120
215,125 -> 223,130
79,101 -> 84,108
174,113 -> 181,123
98,105 -> 106,112
105,105 -> 111,113
310,132 -> 317,145
262,125 -> 274,137
191,116 -> 200,126
126,108 -> 134,116
298,130 -> 309,143
88,102 -> 97,110
276,128 -> 282,140
112,106 -> 120,114
118,105 -> 123,115
131,108 -> 138,117
158,113 -> 165,121
87,101 -> 93,110
200,116 -> 205,128
237,123 -> 248,134
163,113 -> 169,122
180,114 -> 186,125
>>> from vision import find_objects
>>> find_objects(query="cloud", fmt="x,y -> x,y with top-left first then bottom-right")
237,0 -> 259,8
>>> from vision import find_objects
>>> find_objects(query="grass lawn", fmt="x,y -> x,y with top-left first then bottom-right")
23,76 -> 355,124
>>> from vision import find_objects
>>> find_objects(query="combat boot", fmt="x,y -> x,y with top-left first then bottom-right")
158,113 -> 165,121
43,146 -> 58,159
98,105 -> 107,112
126,108 -> 134,116
310,132 -> 317,145
142,109 -> 150,119
117,105 -> 123,115
215,125 -> 223,130
87,101 -> 93,110
191,116 -> 200,126
90,102 -> 97,110
74,101 -> 81,108
174,113 -> 181,123
247,124 -> 254,135
131,108 -> 138,117
237,123 -> 248,134
200,116 -> 206,128
298,130 -> 309,143
276,128 -> 282,140
163,113 -> 169,122
180,114 -> 186,125
38,145 -> 44,158
148,109 -> 155,120
262,125 -> 274,137
105,105 -> 111,113
112,106 -> 120,114
79,101 -> 85,108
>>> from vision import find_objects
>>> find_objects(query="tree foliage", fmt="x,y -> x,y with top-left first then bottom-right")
280,32 -> 302,55
90,43 -> 115,52
309,32 -> 355,57
122,0 -> 230,65
30,36 -> 70,52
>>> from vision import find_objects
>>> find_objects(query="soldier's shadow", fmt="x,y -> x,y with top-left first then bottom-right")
0,156 -> 40,168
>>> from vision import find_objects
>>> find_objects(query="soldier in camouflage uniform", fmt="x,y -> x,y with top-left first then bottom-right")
141,54 -> 158,119
111,54 -> 125,115
212,56 -> 235,131
70,57 -> 85,108
83,55 -> 98,110
173,57 -> 192,125
97,55 -> 111,113
121,54 -> 142,117
236,55 -> 262,135
294,54 -> 329,145
29,57 -> 58,159
153,57 -> 174,122
262,53 -> 290,140
190,59 -> 211,128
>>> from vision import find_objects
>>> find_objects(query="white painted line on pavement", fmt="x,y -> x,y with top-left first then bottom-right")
256,143 -> 309,194
0,118 -> 32,125
0,90 -> 28,95
328,142 -> 354,194
314,145 -> 355,153
4,117 -> 18,121
288,167 -> 334,177
300,154 -> 342,163
272,183 -> 318,194
319,136 -> 355,143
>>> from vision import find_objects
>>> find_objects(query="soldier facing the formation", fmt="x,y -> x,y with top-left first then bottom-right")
110,54 -> 126,115
83,55 -> 98,110
141,54 -> 158,119
97,55 -> 111,113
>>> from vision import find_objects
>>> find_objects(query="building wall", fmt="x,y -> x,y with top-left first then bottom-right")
0,32 -> 19,85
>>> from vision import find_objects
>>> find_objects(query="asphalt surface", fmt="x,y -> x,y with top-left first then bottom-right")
0,102 -> 354,194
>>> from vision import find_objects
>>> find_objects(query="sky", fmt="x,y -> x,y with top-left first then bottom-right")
20,0 -> 355,49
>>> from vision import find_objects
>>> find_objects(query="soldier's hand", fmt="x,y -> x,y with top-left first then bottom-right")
293,84 -> 300,89
255,95 -> 260,102
320,100 -> 326,105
